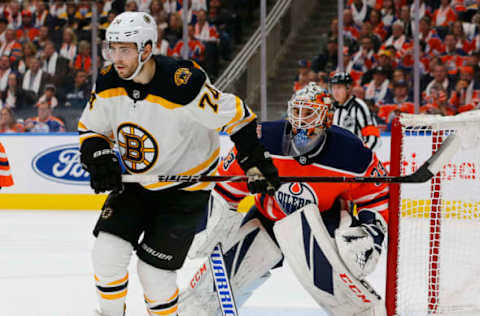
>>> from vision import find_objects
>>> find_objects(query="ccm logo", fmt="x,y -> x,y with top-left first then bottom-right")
339,273 -> 371,303
190,263 -> 208,288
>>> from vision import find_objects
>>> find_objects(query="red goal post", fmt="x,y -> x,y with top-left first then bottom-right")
386,112 -> 480,316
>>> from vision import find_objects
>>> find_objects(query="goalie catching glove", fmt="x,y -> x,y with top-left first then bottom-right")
80,138 -> 123,194
231,120 -> 281,196
335,209 -> 387,280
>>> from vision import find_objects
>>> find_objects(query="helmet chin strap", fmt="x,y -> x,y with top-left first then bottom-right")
121,49 -> 153,81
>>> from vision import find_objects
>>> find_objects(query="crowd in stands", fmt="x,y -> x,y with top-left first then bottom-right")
294,0 -> 480,132
0,0 -> 250,133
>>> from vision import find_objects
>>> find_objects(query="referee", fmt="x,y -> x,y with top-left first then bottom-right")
329,72 -> 380,151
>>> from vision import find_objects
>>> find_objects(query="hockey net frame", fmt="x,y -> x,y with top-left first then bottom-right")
386,112 -> 480,316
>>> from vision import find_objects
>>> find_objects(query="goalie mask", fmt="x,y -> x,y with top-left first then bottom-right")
104,12 -> 158,80
285,82 -> 333,156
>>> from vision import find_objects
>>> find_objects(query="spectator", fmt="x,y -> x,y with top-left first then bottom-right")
33,26 -> 50,52
5,1 -> 22,30
150,0 -> 168,25
50,0 -> 67,19
398,5 -> 413,38
362,49 -> 394,85
451,21 -> 472,54
34,0 -> 55,29
418,16 -> 444,57
383,20 -> 409,52
368,9 -> 388,41
311,37 -> 338,73
0,55 -> 11,93
0,107 -> 24,133
64,70 -> 90,108
18,41 -> 38,74
125,0 -> 139,12
195,9 -> 219,43
350,0 -> 371,27
351,36 -> 376,72
293,72 -> 309,92
295,59 -> 311,81
16,10 -> 39,43
59,27 -> 78,62
37,84 -> 59,109
365,66 -> 392,104
358,22 -> 381,51
424,63 -> 456,99
0,29 -> 23,63
411,0 -> 431,22
316,71 -> 329,90
343,9 -> 360,40
41,40 -> 70,87
421,83 -> 452,115
21,56 -> 51,106
441,33 -> 467,75
25,101 -> 65,132
421,56 -> 442,91
170,24 -> 205,63
392,68 -> 407,83
71,40 -> 91,74
1,73 -> 25,109
153,27 -> 170,56
0,17 -> 8,44
449,66 -> 480,112
433,0 -> 457,28
381,0 -> 395,28
58,3 -> 81,31
163,0 -> 179,15
164,12 -> 183,48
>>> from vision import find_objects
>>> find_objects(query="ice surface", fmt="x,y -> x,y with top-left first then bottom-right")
0,210 -> 386,316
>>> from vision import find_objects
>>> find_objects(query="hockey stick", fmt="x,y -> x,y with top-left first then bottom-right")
209,243 -> 239,316
122,133 -> 460,184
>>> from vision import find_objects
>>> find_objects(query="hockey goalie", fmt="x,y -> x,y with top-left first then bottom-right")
180,83 -> 389,316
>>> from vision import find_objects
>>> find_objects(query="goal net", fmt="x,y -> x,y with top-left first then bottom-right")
386,111 -> 480,316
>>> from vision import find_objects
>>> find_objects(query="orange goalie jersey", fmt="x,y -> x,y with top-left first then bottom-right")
0,141 -> 14,187
215,121 -> 389,222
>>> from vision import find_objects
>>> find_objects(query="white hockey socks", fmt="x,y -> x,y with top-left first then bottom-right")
92,232 -> 133,316
137,259 -> 179,316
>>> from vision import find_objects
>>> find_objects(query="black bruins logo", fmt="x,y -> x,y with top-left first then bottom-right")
117,123 -> 158,173
101,207 -> 114,219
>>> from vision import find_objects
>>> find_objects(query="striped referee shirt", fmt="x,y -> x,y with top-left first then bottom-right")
332,96 -> 380,151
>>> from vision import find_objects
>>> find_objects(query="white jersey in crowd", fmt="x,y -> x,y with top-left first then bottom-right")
78,55 -> 256,191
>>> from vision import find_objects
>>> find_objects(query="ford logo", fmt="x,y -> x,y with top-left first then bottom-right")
32,144 -> 90,185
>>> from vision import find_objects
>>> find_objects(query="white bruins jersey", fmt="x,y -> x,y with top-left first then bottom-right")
78,56 -> 256,191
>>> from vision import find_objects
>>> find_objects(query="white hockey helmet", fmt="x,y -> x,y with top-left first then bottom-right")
105,11 -> 158,80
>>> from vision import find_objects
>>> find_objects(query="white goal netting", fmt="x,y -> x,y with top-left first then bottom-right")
387,111 -> 480,316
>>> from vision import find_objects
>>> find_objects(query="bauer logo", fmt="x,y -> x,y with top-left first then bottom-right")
32,144 -> 90,185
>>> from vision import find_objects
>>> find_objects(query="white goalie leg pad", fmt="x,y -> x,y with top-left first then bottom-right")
273,204 -> 386,316
179,218 -> 283,316
188,191 -> 244,259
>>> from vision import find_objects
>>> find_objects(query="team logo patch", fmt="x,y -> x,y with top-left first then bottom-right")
101,207 -> 113,219
174,67 -> 192,86
100,64 -> 112,75
117,123 -> 158,173
275,183 -> 318,215
143,15 -> 151,23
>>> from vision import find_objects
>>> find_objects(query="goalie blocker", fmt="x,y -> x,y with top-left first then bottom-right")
179,202 -> 386,316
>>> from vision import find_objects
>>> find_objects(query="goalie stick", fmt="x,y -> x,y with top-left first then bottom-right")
122,133 -> 460,184
209,243 -> 239,316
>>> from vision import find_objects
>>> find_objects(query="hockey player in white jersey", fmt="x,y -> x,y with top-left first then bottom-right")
78,12 -> 280,316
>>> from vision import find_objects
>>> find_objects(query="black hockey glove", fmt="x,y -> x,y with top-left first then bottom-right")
236,143 -> 281,196
81,148 -> 123,194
